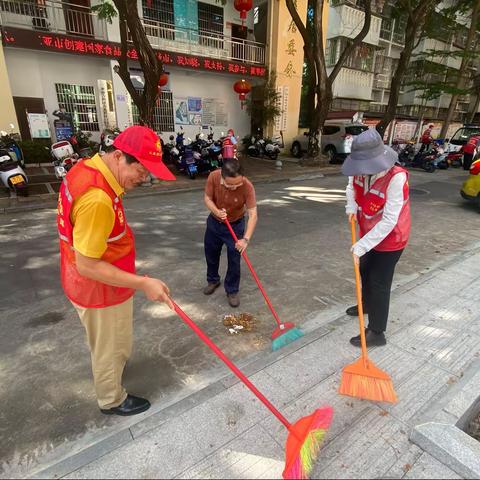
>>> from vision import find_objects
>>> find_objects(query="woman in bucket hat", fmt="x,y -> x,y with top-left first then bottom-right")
342,128 -> 411,347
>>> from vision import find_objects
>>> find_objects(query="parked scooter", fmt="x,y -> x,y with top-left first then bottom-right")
178,138 -> 198,179
0,148 -> 28,196
99,128 -> 121,154
0,131 -> 25,169
398,142 -> 435,173
162,134 -> 178,165
247,129 -> 282,160
50,140 -> 79,179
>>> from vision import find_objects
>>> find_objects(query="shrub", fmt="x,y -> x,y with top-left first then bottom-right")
17,140 -> 51,165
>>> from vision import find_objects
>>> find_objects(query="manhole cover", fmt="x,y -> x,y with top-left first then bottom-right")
410,188 -> 429,196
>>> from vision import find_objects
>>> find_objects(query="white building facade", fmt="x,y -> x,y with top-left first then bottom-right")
0,0 -> 266,143
325,0 -> 480,140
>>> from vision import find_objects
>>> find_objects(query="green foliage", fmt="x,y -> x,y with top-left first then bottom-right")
244,72 -> 282,129
17,140 -> 51,164
91,1 -> 117,23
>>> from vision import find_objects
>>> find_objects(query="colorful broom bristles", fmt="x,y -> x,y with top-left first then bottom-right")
283,407 -> 333,479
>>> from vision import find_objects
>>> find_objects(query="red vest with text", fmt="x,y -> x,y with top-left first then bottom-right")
57,162 -> 135,308
353,166 -> 411,251
463,136 -> 480,155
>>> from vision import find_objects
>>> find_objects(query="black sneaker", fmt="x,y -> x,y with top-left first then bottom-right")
100,394 -> 151,416
350,328 -> 386,348
346,305 -> 368,316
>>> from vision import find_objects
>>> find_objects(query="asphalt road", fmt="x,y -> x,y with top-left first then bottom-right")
0,167 -> 478,477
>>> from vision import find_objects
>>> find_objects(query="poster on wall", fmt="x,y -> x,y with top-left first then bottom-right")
215,101 -> 228,126
188,97 -> 202,125
27,113 -> 51,139
202,98 -> 216,125
174,97 -> 189,125
189,113 -> 203,125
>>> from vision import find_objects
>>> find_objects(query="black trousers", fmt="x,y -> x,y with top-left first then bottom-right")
360,249 -> 403,333
463,153 -> 474,171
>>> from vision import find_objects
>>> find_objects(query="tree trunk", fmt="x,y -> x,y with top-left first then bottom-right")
112,0 -> 163,128
440,0 -> 480,139
376,0 -> 435,137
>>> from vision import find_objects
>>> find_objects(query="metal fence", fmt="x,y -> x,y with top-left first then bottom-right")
131,90 -> 175,134
0,0 -> 107,38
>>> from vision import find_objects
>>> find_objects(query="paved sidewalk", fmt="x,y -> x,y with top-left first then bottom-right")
0,156 -> 340,213
32,244 -> 480,479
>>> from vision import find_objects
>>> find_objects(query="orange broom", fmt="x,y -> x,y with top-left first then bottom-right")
172,300 -> 333,479
338,218 -> 398,404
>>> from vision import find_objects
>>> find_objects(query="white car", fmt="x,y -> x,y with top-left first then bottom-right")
291,122 -> 369,162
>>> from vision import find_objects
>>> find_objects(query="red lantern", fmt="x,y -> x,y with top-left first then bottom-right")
234,0 -> 253,27
158,73 -> 169,90
233,79 -> 251,109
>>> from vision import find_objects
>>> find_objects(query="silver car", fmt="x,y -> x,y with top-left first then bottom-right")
291,122 -> 369,162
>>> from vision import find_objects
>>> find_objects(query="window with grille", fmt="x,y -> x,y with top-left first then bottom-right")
198,2 -> 224,48
55,83 -> 99,131
130,90 -> 174,133
142,0 -> 175,40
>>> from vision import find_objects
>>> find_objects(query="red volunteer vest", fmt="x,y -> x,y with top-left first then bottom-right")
353,166 -> 411,251
57,161 -> 135,308
463,137 -> 479,155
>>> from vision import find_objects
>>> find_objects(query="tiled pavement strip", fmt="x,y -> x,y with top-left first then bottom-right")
32,243 -> 480,479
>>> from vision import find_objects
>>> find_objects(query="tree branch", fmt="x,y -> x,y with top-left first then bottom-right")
329,0 -> 372,83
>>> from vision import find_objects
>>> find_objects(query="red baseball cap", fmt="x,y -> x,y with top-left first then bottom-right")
113,126 -> 176,181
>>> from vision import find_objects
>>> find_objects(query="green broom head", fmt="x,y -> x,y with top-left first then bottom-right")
271,322 -> 304,351
283,406 -> 333,479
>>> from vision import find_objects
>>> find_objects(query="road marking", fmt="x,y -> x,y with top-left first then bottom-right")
45,183 -> 55,194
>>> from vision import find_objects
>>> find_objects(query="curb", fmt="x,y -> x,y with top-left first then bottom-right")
26,244 -> 478,479
1,170 -> 340,214
410,359 -> 480,479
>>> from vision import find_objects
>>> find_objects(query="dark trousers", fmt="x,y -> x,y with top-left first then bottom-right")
360,249 -> 403,333
463,153 -> 474,171
204,214 -> 245,294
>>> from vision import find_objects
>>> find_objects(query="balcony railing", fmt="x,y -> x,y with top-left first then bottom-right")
140,20 -> 266,65
0,0 -> 107,39
1,0 -> 266,65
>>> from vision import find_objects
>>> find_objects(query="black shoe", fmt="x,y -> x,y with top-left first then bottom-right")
346,305 -> 368,316
203,281 -> 221,295
350,329 -> 386,348
100,394 -> 151,416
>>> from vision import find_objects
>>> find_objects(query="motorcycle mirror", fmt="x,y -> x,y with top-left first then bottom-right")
0,131 -> 7,136
9,124 -> 15,130
221,131 -> 225,136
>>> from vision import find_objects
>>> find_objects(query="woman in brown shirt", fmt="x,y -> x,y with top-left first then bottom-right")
203,158 -> 257,307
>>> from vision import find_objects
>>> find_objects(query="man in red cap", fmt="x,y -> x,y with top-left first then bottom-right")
57,125 -> 175,416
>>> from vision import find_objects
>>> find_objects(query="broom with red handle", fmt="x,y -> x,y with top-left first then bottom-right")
172,300 -> 333,479
224,218 -> 304,351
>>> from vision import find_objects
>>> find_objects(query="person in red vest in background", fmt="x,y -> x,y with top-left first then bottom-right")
342,128 -> 411,347
222,128 -> 238,159
462,135 -> 480,171
419,123 -> 435,153
57,126 -> 176,416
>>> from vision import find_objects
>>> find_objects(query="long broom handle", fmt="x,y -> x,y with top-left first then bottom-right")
224,218 -> 282,328
172,300 -> 291,430
350,219 -> 369,365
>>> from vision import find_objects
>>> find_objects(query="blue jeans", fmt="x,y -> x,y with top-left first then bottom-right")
204,214 -> 245,294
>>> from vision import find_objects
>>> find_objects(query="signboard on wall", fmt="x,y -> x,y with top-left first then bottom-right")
2,27 -> 267,78
174,97 -> 189,125
27,113 -> 50,139
176,97 -> 227,126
